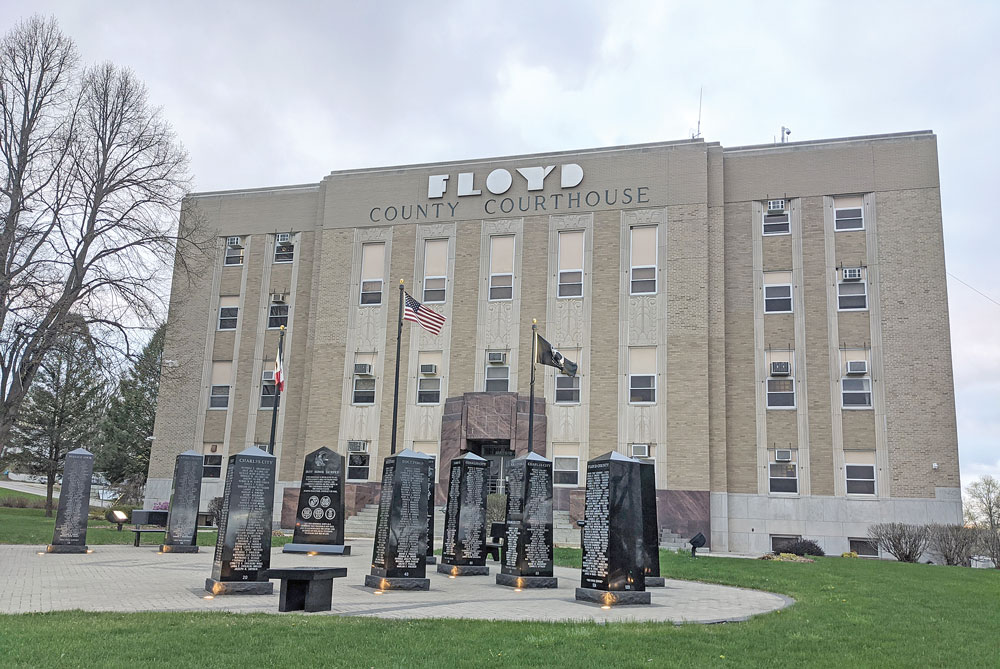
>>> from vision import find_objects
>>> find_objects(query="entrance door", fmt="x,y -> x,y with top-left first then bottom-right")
467,440 -> 513,494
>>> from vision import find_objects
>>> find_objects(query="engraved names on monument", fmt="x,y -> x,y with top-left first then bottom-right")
439,452 -> 488,574
497,452 -> 557,588
160,450 -> 203,553
205,447 -> 276,595
284,447 -> 349,555
576,451 -> 650,605
47,448 -> 94,554
365,449 -> 432,590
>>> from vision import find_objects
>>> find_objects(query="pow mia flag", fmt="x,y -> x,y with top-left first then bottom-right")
535,333 -> 578,377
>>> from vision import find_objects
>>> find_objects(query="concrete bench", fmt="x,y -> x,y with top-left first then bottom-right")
264,567 -> 348,612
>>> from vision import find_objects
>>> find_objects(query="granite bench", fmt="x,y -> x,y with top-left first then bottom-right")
264,567 -> 348,612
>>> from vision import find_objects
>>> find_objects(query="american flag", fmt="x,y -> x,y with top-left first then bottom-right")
403,291 -> 446,335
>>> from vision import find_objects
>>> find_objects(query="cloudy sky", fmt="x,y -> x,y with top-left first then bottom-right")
6,1 -> 997,486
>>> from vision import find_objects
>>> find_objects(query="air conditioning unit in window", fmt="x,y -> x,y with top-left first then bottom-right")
354,363 -> 373,376
262,370 -> 275,382
276,233 -> 290,243
630,444 -> 649,458
770,361 -> 791,376
347,440 -> 368,452
842,267 -> 863,281
775,449 -> 793,462
847,360 -> 868,375
226,236 -> 242,247
270,293 -> 286,303
767,199 -> 786,213
419,364 -> 438,375
487,352 -> 507,364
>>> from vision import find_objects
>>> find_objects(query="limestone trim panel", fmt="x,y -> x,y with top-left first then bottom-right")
474,219 -> 524,392
240,236 -> 276,457
789,199 -> 811,496
751,201 -> 768,495
824,197 -> 847,496
865,193 -> 891,499
544,214 -> 594,476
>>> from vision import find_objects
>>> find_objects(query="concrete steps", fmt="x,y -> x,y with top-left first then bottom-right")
343,503 -> 447,541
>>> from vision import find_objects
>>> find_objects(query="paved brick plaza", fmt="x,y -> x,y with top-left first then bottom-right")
1,540 -> 790,623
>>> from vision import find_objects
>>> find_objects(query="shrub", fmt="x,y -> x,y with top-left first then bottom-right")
841,551 -> 859,559
868,523 -> 930,563
486,493 -> 507,525
929,524 -> 979,567
0,495 -> 46,509
152,501 -> 169,511
780,539 -> 825,557
209,496 -> 224,526
978,528 -> 1000,569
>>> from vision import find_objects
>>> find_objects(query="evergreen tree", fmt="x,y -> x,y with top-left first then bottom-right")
4,331 -> 106,516
97,325 -> 165,498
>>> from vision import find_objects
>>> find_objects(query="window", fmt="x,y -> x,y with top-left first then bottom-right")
209,385 -> 230,409
838,278 -> 868,310
224,242 -> 244,266
846,464 -> 876,495
203,454 -> 222,478
763,211 -> 790,235
554,456 -> 579,486
629,225 -> 657,295
485,364 -> 509,392
422,239 -> 448,303
767,378 -> 795,408
260,369 -> 276,408
268,302 -> 289,329
835,207 -> 864,231
347,443 -> 370,481
849,538 -> 879,557
770,535 -> 801,553
628,347 -> 656,404
769,462 -> 798,494
360,242 -> 385,305
489,235 -> 514,301
274,237 -> 294,263
558,230 -> 584,298
353,377 -> 376,405
555,374 -> 580,404
764,284 -> 792,313
417,377 -> 440,404
842,377 -> 872,408
218,296 -> 239,330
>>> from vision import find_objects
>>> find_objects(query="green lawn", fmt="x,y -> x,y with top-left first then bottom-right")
0,506 -> 291,548
0,544 -> 997,667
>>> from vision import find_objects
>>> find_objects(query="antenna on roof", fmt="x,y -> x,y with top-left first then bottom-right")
691,87 -> 703,139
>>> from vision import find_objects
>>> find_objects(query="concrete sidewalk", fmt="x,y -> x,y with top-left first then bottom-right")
0,541 -> 792,623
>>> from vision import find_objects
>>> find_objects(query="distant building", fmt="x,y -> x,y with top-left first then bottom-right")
146,130 -> 961,555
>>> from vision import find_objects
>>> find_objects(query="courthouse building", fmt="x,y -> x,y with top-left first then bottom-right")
146,130 -> 962,555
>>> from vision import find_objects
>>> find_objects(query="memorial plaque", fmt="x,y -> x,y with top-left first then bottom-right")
160,450 -> 203,553
47,448 -> 94,553
365,449 -> 432,590
283,447 -> 349,555
439,452 -> 488,575
576,451 -> 648,605
639,460 -> 664,586
497,452 -> 557,587
206,446 -> 276,595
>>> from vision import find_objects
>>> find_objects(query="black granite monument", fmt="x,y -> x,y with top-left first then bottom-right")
364,449 -> 432,591
425,455 -> 437,565
205,446 -> 276,595
575,451 -> 650,606
46,448 -> 94,554
283,446 -> 350,555
639,460 -> 664,586
496,452 -> 557,588
438,452 -> 489,576
160,450 -> 203,553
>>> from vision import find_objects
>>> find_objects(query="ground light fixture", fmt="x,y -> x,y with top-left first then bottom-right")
690,532 -> 707,557
105,509 -> 128,531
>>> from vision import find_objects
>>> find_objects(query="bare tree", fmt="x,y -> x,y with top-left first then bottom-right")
965,475 -> 1000,568
0,16 -> 204,455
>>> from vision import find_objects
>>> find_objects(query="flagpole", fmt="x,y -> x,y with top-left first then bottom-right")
390,280 -> 404,455
527,319 -> 537,455
267,325 -> 285,455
